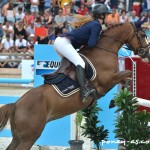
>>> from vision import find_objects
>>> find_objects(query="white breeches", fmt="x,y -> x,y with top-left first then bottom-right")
54,37 -> 85,68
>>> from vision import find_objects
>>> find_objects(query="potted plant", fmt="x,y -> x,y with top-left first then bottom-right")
69,102 -> 109,150
68,111 -> 84,150
81,102 -> 109,150
113,88 -> 150,150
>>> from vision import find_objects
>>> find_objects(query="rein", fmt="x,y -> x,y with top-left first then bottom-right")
96,34 -> 125,56
96,26 -> 127,55
96,45 -> 118,55
96,23 -> 149,57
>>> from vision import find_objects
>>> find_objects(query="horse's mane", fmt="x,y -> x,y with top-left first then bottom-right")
102,23 -> 124,34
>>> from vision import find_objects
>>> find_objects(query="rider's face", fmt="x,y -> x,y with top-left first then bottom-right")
102,14 -> 108,24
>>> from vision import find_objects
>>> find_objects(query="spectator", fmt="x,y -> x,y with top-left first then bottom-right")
147,11 -> 150,23
47,23 -> 55,44
36,35 -> 49,44
44,0 -> 52,10
118,0 -> 125,13
2,20 -> 14,39
26,21 -> 35,36
39,0 -> 45,13
51,0 -> 61,16
0,48 -> 9,68
129,10 -> 139,22
27,34 -> 37,55
77,3 -> 89,16
128,0 -> 134,11
119,10 -> 129,23
110,0 -> 118,9
0,0 -> 8,8
14,21 -> 27,40
54,8 -> 66,36
66,12 -> 78,31
106,8 -> 119,26
42,9 -> 53,26
34,15 -> 43,27
34,25 -> 49,45
0,23 -> 3,41
0,12 -> 4,25
30,0 -> 40,17
81,0 -> 94,12
8,47 -> 19,68
15,34 -> 27,53
5,2 -> 15,23
132,0 -> 142,17
60,0 -> 71,8
140,10 -> 148,18
15,7 -> 25,23
1,0 -> 11,17
74,0 -> 81,8
143,0 -> 150,12
1,34 -> 14,52
23,10 -> 34,27
63,3 -> 71,16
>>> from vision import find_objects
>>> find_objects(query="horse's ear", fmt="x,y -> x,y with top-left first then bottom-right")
134,17 -> 148,29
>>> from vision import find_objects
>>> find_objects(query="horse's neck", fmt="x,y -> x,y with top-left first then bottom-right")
99,24 -> 133,53
82,24 -> 133,59
97,36 -> 122,55
81,24 -> 134,74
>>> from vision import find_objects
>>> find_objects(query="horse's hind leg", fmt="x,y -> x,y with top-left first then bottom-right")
13,123 -> 45,150
6,138 -> 20,150
15,129 -> 45,150
13,119 -> 46,150
13,129 -> 42,150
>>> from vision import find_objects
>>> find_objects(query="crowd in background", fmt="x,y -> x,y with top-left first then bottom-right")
0,0 -> 150,68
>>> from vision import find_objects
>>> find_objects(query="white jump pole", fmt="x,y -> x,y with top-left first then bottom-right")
136,98 -> 150,108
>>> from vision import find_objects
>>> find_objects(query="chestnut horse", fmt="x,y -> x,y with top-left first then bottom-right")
0,23 -> 150,150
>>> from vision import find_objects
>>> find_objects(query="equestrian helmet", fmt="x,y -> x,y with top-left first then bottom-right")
92,4 -> 111,15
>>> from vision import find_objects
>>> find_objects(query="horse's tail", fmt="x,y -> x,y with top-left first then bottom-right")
0,103 -> 16,131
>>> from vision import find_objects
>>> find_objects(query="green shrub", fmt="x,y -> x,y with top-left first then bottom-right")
114,88 -> 150,150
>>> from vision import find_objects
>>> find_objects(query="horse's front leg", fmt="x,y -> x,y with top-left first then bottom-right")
109,70 -> 132,108
113,70 -> 132,85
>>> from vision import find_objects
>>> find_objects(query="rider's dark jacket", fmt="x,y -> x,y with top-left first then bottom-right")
59,19 -> 102,49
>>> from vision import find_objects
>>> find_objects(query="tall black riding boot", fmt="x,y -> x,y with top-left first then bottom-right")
76,65 -> 95,103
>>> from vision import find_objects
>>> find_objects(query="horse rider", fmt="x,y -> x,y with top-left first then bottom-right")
54,4 -> 111,103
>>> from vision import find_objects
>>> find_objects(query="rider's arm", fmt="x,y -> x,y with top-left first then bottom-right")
87,24 -> 101,48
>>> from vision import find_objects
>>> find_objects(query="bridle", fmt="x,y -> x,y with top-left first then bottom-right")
96,23 -> 149,57
126,23 -> 149,56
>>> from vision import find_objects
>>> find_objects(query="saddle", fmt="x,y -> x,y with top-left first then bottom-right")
42,54 -> 96,97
